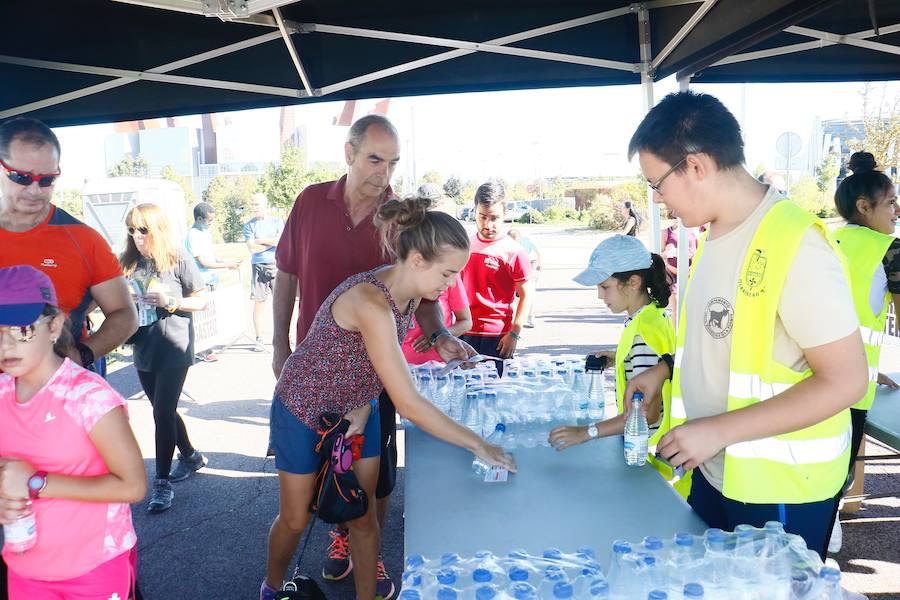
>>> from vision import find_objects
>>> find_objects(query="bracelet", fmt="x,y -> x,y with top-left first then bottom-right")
429,328 -> 451,345
165,296 -> 178,313
508,331 -> 521,340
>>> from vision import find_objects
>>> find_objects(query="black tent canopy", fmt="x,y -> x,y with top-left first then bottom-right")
1,0 -> 897,128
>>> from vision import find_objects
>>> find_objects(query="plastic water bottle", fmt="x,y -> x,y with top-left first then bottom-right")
538,566 -> 568,600
732,525 -> 759,595
584,355 -> 607,420
665,533 -> 697,596
437,587 -> 459,600
624,392 -> 648,466
587,580 -> 610,598
463,391 -> 481,432
818,567 -> 842,600
701,528 -> 730,596
762,521 -> 791,599
420,372 -> 435,401
472,424 -> 506,478
481,390 -> 499,437
606,540 -> 632,598
434,374 -> 451,412
571,367 -> 591,423
449,373 -> 466,421
3,509 -> 37,553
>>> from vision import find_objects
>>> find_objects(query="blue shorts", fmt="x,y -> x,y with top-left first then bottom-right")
270,397 -> 381,475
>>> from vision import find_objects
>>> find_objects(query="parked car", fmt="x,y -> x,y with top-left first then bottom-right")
459,206 -> 476,221
504,201 -> 530,222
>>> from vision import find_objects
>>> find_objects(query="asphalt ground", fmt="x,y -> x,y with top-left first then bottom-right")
112,225 -> 899,599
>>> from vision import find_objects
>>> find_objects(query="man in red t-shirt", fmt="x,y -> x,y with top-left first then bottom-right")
461,181 -> 534,372
0,117 -> 137,371
270,115 -> 472,599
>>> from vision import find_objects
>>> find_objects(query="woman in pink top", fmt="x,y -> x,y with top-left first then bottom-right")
262,196 -> 515,600
0,266 -> 146,599
401,273 -> 472,364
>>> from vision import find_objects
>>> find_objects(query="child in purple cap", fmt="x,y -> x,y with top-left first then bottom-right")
0,265 -> 146,599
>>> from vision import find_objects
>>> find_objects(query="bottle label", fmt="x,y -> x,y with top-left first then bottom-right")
4,517 -> 36,543
484,466 -> 509,483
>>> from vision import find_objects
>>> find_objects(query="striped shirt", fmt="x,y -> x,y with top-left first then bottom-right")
623,309 -> 663,428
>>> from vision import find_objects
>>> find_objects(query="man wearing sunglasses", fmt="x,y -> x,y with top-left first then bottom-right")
0,117 -> 138,375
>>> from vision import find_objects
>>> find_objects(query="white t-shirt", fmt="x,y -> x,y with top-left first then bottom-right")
679,188 -> 858,491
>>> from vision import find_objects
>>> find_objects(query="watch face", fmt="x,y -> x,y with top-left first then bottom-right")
28,475 -> 43,491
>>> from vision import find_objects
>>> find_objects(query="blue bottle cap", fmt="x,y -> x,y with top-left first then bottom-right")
705,528 -> 726,542
734,524 -> 755,534
643,556 -> 656,567
642,536 -> 663,551
436,569 -> 457,585
437,587 -> 458,600
473,568 -> 493,583
612,540 -> 631,554
633,391 -> 644,401
398,590 -> 422,600
405,554 -> 426,570
576,546 -> 595,559
495,423 -> 506,432
453,373 -> 465,380
511,583 -> 537,600
542,548 -> 563,560
589,580 -> 610,596
648,591 -> 667,600
508,549 -> 529,560
544,565 -> 566,580
476,586 -> 497,600
441,552 -> 462,566
675,533 -> 694,546
474,550 -> 492,559
764,520 -> 784,532
581,563 -> 602,577
736,527 -> 755,539
820,567 -> 841,583
540,369 -> 552,376
553,582 -> 574,599
683,583 -> 704,598
509,567 -> 529,582
466,391 -> 478,399
404,574 -> 422,587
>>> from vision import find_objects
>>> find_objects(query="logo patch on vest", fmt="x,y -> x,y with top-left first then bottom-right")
739,248 -> 767,297
704,297 -> 734,339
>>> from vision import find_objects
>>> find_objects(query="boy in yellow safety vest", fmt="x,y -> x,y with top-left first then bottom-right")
623,91 -> 868,560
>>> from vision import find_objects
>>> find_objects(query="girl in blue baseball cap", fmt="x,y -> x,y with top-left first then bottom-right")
550,235 -> 683,487
0,265 -> 146,599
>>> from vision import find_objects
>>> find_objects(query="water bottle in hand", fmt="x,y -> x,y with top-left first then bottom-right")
624,392 -> 648,467
472,423 -> 506,478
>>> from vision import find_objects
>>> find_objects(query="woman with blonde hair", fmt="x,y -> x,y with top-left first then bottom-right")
120,203 -> 209,513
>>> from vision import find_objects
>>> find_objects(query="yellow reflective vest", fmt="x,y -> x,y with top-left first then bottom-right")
833,225 -> 894,411
671,201 -> 851,504
614,304 -> 690,495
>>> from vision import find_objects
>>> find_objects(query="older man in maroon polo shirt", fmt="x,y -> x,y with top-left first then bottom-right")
271,115 -> 470,598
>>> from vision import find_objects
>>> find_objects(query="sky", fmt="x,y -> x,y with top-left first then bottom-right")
51,78 -> 900,191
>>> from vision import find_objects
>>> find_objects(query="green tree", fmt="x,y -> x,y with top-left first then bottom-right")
259,144 -> 344,211
609,178 -> 648,212
108,155 -> 148,178
789,175 -> 835,218
849,83 -> 900,180
203,174 -> 259,242
815,152 -> 840,193
419,170 -> 442,186
443,175 -> 462,200
53,188 -> 83,218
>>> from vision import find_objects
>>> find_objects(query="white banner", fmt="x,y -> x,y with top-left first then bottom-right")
192,281 -> 249,354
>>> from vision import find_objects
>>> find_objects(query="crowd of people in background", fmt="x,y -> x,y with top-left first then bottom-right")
0,88 -> 896,600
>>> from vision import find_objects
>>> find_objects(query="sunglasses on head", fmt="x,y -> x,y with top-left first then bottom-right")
0,158 -> 60,188
127,226 -> 150,236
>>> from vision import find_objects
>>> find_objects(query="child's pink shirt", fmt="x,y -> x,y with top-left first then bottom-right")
0,359 -> 137,580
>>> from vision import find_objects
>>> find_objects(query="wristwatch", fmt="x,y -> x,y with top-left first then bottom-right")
165,296 -> 179,313
75,341 -> 95,369
587,424 -> 599,439
27,471 -> 48,500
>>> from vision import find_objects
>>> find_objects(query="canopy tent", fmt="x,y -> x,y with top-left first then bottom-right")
1,0 -> 898,128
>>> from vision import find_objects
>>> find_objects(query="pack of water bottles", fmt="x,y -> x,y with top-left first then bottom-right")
399,547 -> 608,600
399,525 -> 846,599
410,355 -> 614,449
604,524 -> 841,599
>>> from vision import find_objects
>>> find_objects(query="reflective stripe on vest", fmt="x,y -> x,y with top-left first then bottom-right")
672,200 -> 852,504
833,225 -> 893,411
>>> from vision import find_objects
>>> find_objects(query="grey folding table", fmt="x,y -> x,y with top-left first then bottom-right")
867,373 -> 900,451
403,427 -> 708,562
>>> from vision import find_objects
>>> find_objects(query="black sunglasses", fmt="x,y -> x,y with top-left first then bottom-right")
127,226 -> 150,236
0,158 -> 60,188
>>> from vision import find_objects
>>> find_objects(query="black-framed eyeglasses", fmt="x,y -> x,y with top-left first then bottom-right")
0,158 -> 61,188
649,157 -> 686,194
0,316 -> 53,344
127,226 -> 150,236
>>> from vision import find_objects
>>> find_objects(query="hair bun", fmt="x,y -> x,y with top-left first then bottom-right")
375,195 -> 432,232
848,151 -> 877,174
